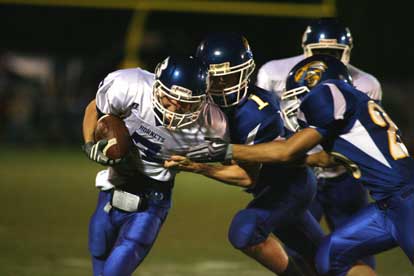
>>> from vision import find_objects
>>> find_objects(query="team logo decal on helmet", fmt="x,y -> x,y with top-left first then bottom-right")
242,36 -> 250,51
155,56 -> 169,78
294,61 -> 328,88
281,55 -> 352,132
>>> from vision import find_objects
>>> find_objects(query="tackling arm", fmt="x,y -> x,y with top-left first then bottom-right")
305,150 -> 338,168
233,128 -> 324,163
164,156 -> 257,187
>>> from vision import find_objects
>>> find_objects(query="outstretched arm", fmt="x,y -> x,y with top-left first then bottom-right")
165,156 -> 258,187
232,128 -> 324,163
186,128 -> 325,165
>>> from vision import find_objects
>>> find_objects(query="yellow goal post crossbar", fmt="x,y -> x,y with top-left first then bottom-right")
0,0 -> 336,68
0,0 -> 336,18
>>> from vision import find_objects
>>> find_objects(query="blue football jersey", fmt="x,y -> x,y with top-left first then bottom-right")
299,80 -> 414,200
226,85 -> 285,144
226,85 -> 313,199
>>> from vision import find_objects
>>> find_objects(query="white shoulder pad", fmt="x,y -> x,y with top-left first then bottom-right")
257,55 -> 304,98
96,68 -> 155,117
199,102 -> 229,141
347,64 -> 383,101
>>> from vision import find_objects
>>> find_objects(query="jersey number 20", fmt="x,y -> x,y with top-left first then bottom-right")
368,100 -> 409,160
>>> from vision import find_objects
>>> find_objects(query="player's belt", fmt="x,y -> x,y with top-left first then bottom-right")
110,188 -> 171,212
108,169 -> 174,212
376,185 -> 414,210
111,189 -> 143,212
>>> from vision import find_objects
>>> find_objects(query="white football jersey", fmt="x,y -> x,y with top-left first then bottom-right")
94,68 -> 228,190
257,54 -> 383,178
257,54 -> 382,101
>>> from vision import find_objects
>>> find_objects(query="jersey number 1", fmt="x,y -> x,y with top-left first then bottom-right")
367,100 -> 409,160
249,95 -> 269,110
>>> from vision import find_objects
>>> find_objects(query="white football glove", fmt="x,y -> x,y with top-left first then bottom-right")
185,137 -> 233,163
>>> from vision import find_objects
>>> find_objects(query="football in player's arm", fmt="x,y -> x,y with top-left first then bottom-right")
81,56 -> 229,276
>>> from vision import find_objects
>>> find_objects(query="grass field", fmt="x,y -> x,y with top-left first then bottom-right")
0,148 -> 412,276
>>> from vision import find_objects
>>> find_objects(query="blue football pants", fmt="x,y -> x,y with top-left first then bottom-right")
228,167 -> 324,262
310,173 -> 375,268
88,190 -> 170,276
316,186 -> 414,276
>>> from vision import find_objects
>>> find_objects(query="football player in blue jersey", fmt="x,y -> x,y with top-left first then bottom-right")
257,18 -> 381,271
166,33 -> 325,276
188,54 -> 414,276
81,56 -> 229,276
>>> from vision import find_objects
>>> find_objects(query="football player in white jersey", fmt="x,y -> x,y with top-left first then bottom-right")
257,18 -> 382,102
257,17 -> 382,270
81,56 -> 228,276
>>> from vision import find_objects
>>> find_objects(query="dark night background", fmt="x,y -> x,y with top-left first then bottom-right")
0,0 -> 412,150
0,2 -> 413,275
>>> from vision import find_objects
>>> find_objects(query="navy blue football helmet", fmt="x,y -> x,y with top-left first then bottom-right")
302,18 -> 353,64
195,33 -> 255,107
281,54 -> 353,131
153,56 -> 208,129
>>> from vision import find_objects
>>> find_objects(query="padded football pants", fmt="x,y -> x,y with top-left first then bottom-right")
315,185 -> 414,276
89,190 -> 170,276
309,173 -> 375,269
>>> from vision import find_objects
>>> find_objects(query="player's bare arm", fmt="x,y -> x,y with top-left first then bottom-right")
81,99 -> 121,166
164,155 -> 256,187
232,128 -> 324,163
305,150 -> 338,168
82,99 -> 98,143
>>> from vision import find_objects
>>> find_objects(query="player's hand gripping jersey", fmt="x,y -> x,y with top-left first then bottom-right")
95,68 -> 228,189
298,79 -> 413,200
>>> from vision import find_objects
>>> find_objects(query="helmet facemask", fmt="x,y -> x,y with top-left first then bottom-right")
280,86 -> 310,132
208,59 -> 255,107
303,42 -> 352,64
152,80 -> 206,130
